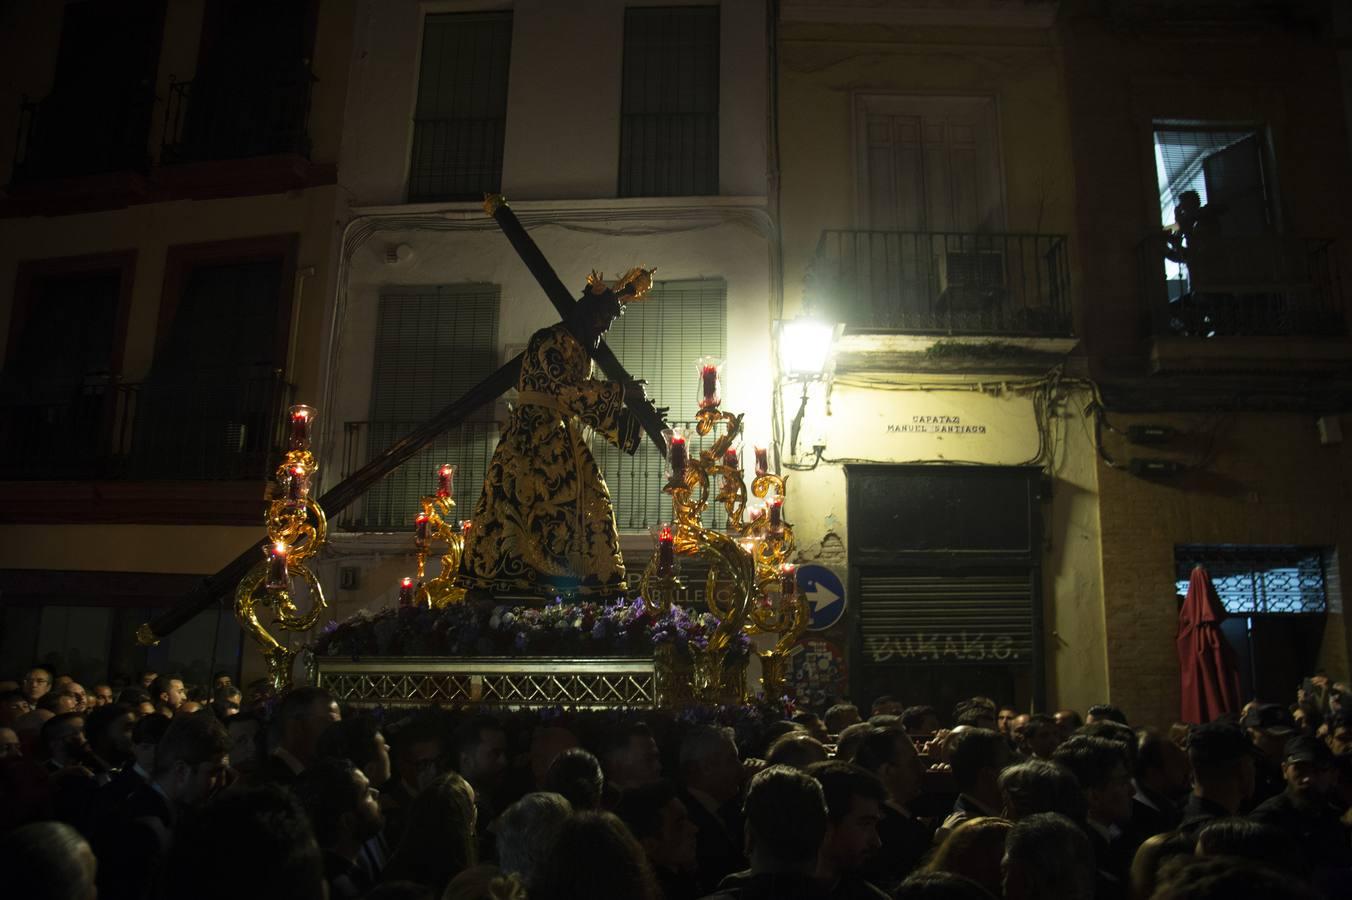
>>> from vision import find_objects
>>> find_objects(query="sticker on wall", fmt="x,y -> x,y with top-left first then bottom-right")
790,639 -> 849,708
799,564 -> 846,631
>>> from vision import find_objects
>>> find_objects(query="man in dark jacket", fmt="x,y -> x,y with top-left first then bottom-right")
851,726 -> 933,891
679,725 -> 748,894
1178,723 -> 1254,835
1250,736 -> 1352,874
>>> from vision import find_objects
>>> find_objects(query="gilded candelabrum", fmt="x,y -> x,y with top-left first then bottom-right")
411,464 -> 468,609
234,406 -> 329,692
641,406 -> 809,700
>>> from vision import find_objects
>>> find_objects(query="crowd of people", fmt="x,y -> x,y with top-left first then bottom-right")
2,662 -> 1351,900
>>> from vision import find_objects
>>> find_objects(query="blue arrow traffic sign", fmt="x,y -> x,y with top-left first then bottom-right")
799,564 -> 846,631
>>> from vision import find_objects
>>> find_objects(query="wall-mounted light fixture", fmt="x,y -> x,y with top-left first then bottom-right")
776,314 -> 842,460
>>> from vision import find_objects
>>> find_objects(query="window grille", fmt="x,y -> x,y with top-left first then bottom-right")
1174,545 -> 1328,614
618,6 -> 720,197
408,12 -> 513,203
593,278 -> 726,531
361,285 -> 501,530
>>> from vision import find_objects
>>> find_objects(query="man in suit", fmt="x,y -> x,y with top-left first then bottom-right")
1054,735 -> 1134,900
677,724 -> 747,894
260,686 -> 341,786
1130,730 -> 1189,841
852,725 -> 933,891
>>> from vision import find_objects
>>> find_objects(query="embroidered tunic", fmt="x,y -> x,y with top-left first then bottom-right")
458,323 -> 642,598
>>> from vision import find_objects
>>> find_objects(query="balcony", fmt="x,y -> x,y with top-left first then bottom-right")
0,370 -> 295,481
160,62 -> 315,165
10,87 -> 155,185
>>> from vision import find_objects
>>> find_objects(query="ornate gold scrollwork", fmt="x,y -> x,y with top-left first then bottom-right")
413,492 -> 468,609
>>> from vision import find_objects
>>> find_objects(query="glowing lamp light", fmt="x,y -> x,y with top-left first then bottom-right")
266,541 -> 290,590
657,523 -> 675,577
414,512 -> 430,544
436,464 -> 455,499
780,563 -> 798,596
778,316 -> 838,379
398,576 -> 415,607
288,404 -> 316,451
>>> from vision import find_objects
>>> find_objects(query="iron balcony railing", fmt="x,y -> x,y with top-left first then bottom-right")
0,370 -> 295,481
810,229 -> 1073,336
161,61 -> 316,165
594,419 -> 728,534
1138,233 -> 1345,338
11,86 -> 155,184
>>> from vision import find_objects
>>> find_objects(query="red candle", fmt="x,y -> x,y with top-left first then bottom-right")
459,520 -> 474,536
657,524 -> 675,577
266,542 -> 289,590
754,446 -> 768,478
699,363 -> 719,409
722,447 -> 739,493
669,435 -> 687,483
288,406 -> 314,452
437,464 -> 455,499
398,576 -> 415,607
780,563 -> 797,596
724,447 -> 739,470
414,512 -> 430,545
768,495 -> 784,529
287,464 -> 307,502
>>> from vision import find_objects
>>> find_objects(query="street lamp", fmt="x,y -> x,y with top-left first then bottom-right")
776,315 -> 841,459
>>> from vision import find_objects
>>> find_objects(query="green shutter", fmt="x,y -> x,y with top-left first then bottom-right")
593,278 -> 727,532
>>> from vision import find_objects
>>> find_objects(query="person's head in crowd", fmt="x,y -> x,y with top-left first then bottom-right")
225,710 -> 263,775
825,702 -> 862,735
997,707 -> 1018,736
211,684 -> 242,719
1136,729 -> 1192,805
925,816 -> 1011,897
42,712 -> 90,768
1279,735 -> 1335,802
953,700 -> 997,731
174,699 -> 203,717
116,685 -> 152,714
1053,735 -> 1133,828
317,713 -> 392,787
1291,702 -> 1322,736
1194,818 -> 1300,874
808,760 -> 887,881
162,786 -> 326,900
616,779 -> 699,880
872,694 -> 905,717
0,725 -> 20,758
91,684 -> 114,707
22,666 -> 53,704
0,821 -> 98,900
1322,709 -> 1352,757
854,725 -> 925,808
131,709 -> 172,774
1129,831 -> 1196,900
543,746 -> 604,810
392,718 -> 443,796
453,714 -> 509,792
766,731 -> 829,769
742,765 -> 829,875
274,686 -> 341,768
1053,709 -> 1082,740
1,690 -> 31,726
294,757 -> 384,865
152,712 -> 232,812
384,771 -> 477,891
1002,812 -> 1093,900
757,719 -> 805,755
678,723 -> 742,805
61,682 -> 88,713
1240,703 -> 1298,765
139,670 -> 158,689
150,674 -> 186,714
39,688 -> 78,715
1018,713 -> 1060,760
84,701 -> 135,767
835,721 -> 875,762
529,724 -> 579,788
949,727 -> 1010,811
532,810 -> 662,900
599,721 -> 663,791
792,711 -> 831,744
1151,856 -> 1321,900
245,677 -> 276,707
441,867 -> 527,900
901,704 -> 941,735
1086,704 -> 1128,726
494,791 -> 573,889
212,671 -> 233,690
998,758 -> 1086,822
895,871 -> 999,900
1186,723 -> 1256,815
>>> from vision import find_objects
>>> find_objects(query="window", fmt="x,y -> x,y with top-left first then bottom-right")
1174,545 -> 1328,614
355,285 -> 501,530
407,12 -> 513,202
592,278 -> 726,531
618,6 -> 720,197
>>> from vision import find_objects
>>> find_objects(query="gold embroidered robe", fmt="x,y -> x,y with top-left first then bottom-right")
458,323 -> 642,598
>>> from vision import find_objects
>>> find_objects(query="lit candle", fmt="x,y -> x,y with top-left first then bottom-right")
746,497 -> 766,524
724,447 -> 739,471
266,542 -> 289,590
754,445 -> 768,478
699,362 -> 719,409
398,576 -> 415,607
436,464 -> 455,499
722,447 -> 740,493
768,495 -> 784,529
287,464 -> 307,502
669,434 -> 687,484
657,524 -> 675,577
288,405 -> 314,452
780,563 -> 797,597
414,512 -> 430,545
459,520 -> 474,537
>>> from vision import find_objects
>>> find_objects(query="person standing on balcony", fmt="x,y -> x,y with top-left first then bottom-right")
457,269 -> 664,600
